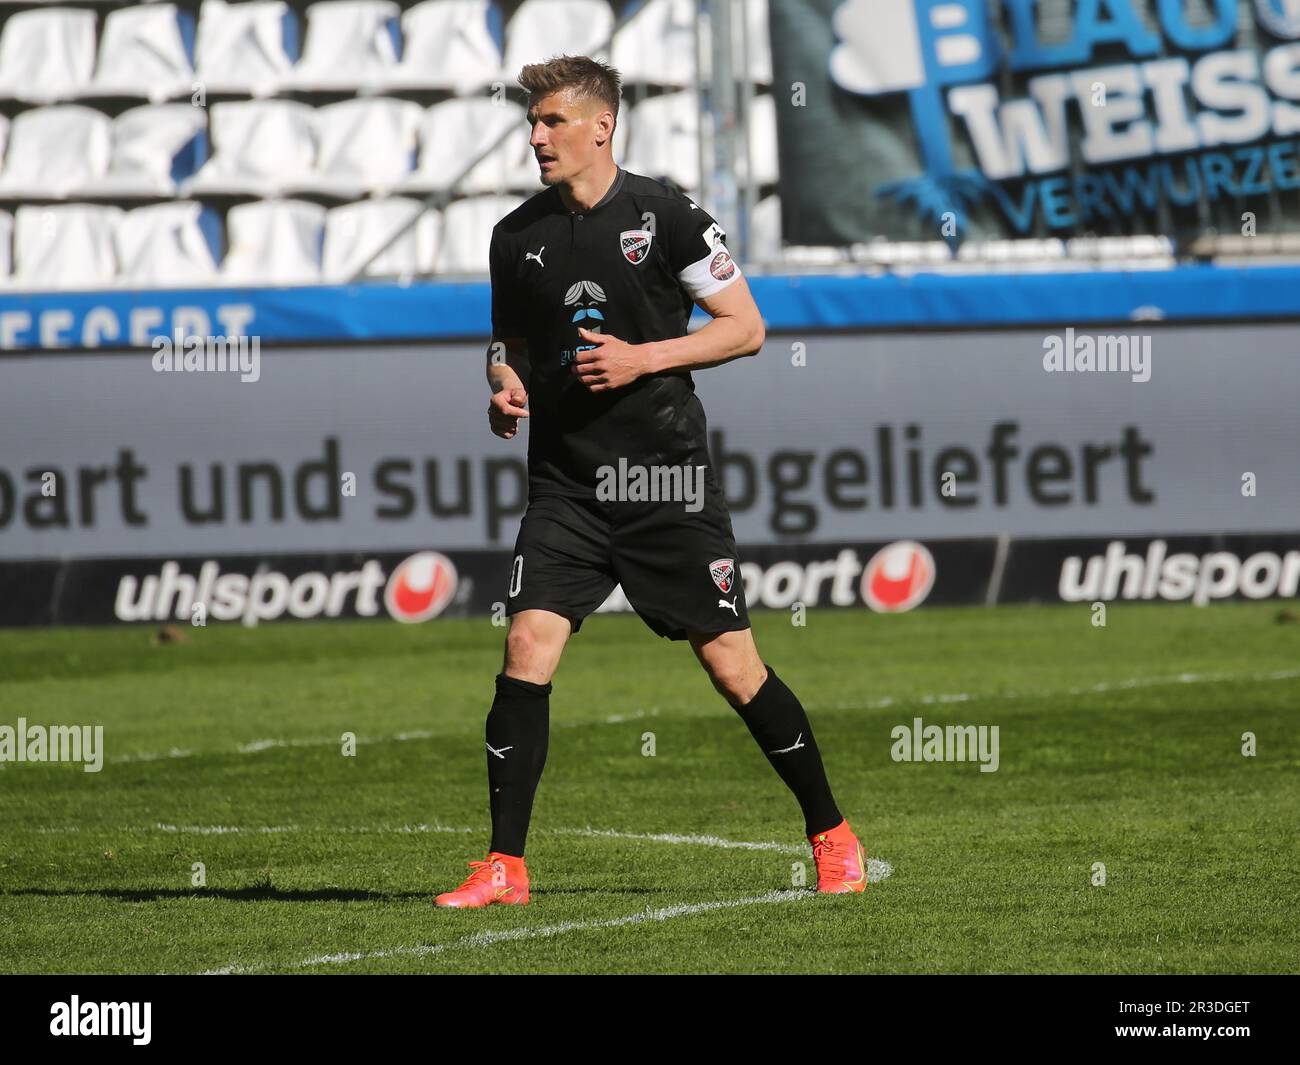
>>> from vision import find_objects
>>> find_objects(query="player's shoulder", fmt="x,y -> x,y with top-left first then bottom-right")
621,170 -> 704,214
492,187 -> 560,245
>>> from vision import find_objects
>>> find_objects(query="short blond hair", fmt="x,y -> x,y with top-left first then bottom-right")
518,54 -> 622,134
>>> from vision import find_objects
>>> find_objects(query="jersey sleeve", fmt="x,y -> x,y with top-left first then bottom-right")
489,224 -> 527,339
664,195 -> 742,301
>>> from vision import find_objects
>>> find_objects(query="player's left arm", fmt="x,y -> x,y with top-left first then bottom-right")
641,276 -> 766,373
572,220 -> 765,393
574,280 -> 763,391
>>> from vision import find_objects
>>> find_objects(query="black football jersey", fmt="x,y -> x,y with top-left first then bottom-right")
489,167 -> 743,498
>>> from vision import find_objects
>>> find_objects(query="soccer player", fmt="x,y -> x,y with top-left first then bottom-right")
435,55 -> 866,908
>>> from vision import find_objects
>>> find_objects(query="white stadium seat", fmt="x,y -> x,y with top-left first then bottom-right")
377,0 -> 502,94
194,0 -> 298,98
0,8 -> 97,104
13,204 -> 122,288
0,106 -> 112,199
0,209 -> 11,282
737,0 -> 772,86
623,91 -> 698,193
322,197 -> 439,281
612,0 -> 696,88
116,202 -> 220,285
433,194 -> 523,274
292,98 -> 422,197
76,104 -> 207,198
750,193 -> 781,262
222,199 -> 325,284
81,4 -> 195,103
502,0 -> 612,77
403,99 -> 533,195
746,92 -> 779,186
184,100 -> 316,197
287,0 -> 401,92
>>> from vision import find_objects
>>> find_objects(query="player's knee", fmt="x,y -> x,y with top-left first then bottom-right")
503,618 -> 563,683
702,657 -> 761,707
504,625 -> 543,675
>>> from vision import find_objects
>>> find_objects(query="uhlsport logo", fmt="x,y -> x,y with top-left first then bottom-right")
596,547 -> 938,614
860,541 -> 935,613
114,552 -> 459,626
829,0 -> 1300,239
1059,540 -> 1300,605
620,229 -> 653,264
384,551 -> 458,623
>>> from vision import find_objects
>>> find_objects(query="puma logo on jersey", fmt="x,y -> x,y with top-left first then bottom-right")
525,246 -> 545,268
486,743 -> 514,759
717,596 -> 738,615
769,733 -> 805,755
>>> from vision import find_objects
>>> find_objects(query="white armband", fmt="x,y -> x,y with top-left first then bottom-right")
677,243 -> 742,300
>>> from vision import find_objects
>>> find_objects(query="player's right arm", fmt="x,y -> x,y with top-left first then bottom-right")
487,336 -> 530,440
487,224 -> 531,440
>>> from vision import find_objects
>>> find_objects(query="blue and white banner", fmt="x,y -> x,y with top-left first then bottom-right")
773,0 -> 1300,243
1,265 -> 1298,351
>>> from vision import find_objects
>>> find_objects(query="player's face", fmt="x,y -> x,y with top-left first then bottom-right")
527,89 -> 608,186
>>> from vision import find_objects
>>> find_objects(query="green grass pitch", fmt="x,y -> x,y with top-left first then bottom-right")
1,603 -> 1297,974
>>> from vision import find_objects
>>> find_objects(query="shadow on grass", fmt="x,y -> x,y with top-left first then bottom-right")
4,884 -> 662,902
3,886 -> 423,902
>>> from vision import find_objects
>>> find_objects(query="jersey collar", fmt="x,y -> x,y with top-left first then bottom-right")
553,166 -> 625,215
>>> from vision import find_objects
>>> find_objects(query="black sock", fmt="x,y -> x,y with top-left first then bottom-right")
735,665 -> 843,837
486,673 -> 551,858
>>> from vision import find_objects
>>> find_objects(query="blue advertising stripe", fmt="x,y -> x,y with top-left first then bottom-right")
1,265 -> 1298,351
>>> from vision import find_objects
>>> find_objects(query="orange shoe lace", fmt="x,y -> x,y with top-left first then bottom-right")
812,834 -> 846,879
456,858 -> 506,889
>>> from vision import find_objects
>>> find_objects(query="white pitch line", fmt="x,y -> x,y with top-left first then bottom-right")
139,821 -> 894,879
202,889 -> 817,974
105,667 -> 1300,766
551,826 -> 808,854
106,710 -> 661,765
29,821 -> 893,881
804,667 -> 1300,713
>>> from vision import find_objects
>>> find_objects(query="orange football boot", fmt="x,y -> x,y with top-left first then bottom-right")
808,819 -> 867,893
434,852 -> 530,908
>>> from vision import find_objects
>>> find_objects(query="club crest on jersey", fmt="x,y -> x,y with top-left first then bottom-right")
709,558 -> 735,594
709,250 -> 735,281
620,229 -> 653,265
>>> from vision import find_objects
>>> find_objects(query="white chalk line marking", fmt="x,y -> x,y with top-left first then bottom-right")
28,821 -> 893,885
104,668 -> 1300,766
22,819 -> 893,974
108,710 -> 661,765
35,821 -> 892,871
201,889 -> 818,975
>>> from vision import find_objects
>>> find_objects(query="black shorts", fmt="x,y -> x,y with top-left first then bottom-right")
505,473 -> 751,640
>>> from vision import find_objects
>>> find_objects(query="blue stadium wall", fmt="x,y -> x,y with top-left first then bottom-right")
2,266 -> 1299,626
